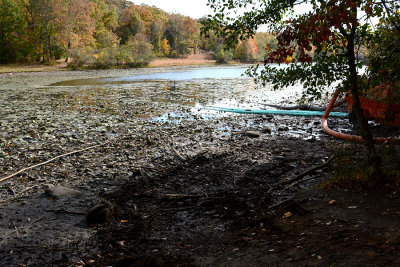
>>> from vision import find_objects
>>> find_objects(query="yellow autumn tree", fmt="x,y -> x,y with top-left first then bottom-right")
161,38 -> 170,56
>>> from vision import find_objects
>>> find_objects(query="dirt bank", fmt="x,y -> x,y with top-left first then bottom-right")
0,52 -> 216,74
148,51 -> 216,67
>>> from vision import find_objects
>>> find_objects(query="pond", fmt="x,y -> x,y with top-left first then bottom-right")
50,66 -> 250,85
48,65 -> 304,115
0,65 -> 351,159
49,65 -> 349,136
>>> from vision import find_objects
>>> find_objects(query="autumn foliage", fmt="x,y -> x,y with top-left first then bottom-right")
0,0 -> 283,67
161,38 -> 170,56
265,0 -> 360,64
0,0 -> 202,66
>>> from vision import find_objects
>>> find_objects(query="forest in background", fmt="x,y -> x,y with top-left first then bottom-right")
0,0 -> 280,68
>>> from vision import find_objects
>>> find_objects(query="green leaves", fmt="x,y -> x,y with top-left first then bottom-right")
203,0 -> 398,101
0,0 -> 28,63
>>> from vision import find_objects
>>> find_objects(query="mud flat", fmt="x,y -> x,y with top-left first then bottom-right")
2,66 -> 398,266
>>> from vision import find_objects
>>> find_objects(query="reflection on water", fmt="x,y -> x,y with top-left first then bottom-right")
51,67 -> 249,87
106,67 -> 249,81
47,67 -> 263,119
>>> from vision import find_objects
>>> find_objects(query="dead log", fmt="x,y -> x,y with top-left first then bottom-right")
260,98 -> 347,111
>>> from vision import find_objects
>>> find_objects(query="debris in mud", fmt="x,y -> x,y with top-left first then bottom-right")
86,200 -> 114,225
262,126 -> 272,134
44,184 -> 82,199
245,130 -> 261,138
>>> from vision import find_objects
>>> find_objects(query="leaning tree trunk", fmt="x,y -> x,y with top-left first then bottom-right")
347,17 -> 383,187
347,33 -> 376,158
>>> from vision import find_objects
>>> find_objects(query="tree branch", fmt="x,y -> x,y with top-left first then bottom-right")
0,144 -> 103,184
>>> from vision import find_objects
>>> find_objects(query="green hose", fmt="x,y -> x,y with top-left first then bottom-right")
208,106 -> 348,117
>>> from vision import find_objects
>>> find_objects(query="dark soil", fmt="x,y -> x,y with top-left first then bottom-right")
89,138 -> 400,267
2,128 -> 400,267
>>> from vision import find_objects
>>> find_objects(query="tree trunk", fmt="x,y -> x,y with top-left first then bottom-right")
348,35 -> 375,157
65,41 -> 71,62
347,11 -> 383,187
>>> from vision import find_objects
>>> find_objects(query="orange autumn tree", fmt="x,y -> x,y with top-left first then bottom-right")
234,37 -> 258,62
58,0 -> 96,50
161,38 -> 170,56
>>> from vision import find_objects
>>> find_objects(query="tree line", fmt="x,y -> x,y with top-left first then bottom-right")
0,0 -> 280,67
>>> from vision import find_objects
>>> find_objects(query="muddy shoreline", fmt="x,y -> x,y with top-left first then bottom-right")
1,67 -> 399,266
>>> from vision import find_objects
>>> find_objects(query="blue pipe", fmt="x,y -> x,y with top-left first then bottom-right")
208,106 -> 348,117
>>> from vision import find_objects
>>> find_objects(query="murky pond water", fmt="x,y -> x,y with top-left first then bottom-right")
47,66 -> 306,118
47,65 -> 348,134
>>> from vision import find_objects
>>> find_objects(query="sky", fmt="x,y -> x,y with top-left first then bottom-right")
129,1 -> 312,32
130,0 -> 214,19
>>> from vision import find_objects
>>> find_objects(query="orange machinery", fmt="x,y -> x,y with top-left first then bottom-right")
345,84 -> 400,127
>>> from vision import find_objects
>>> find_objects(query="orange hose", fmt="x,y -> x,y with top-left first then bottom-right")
322,89 -> 400,144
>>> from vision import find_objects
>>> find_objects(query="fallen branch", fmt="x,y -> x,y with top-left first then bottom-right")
192,150 -> 209,159
260,98 -> 347,111
267,196 -> 296,211
273,155 -> 335,188
24,216 -> 44,232
260,103 -> 326,111
10,219 -> 19,237
279,175 -> 321,194
171,146 -> 186,162
0,144 -> 103,184
194,186 -> 209,198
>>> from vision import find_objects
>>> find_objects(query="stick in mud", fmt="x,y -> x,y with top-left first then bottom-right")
171,145 -> 186,162
273,155 -> 334,187
0,144 -> 103,184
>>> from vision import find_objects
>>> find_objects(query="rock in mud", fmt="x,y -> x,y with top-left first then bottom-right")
86,200 -> 114,225
245,131 -> 261,138
278,126 -> 289,131
44,184 -> 82,199
262,127 -> 272,134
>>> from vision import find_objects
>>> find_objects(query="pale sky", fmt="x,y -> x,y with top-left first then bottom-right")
130,0 -> 214,19
129,1 -> 312,32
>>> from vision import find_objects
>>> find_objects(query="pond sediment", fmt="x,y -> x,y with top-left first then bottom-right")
0,66 -> 362,266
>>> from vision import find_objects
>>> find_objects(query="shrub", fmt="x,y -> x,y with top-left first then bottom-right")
68,35 -> 155,69
95,47 -> 119,68
214,44 -> 232,64
68,47 -> 97,69
124,35 -> 155,67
